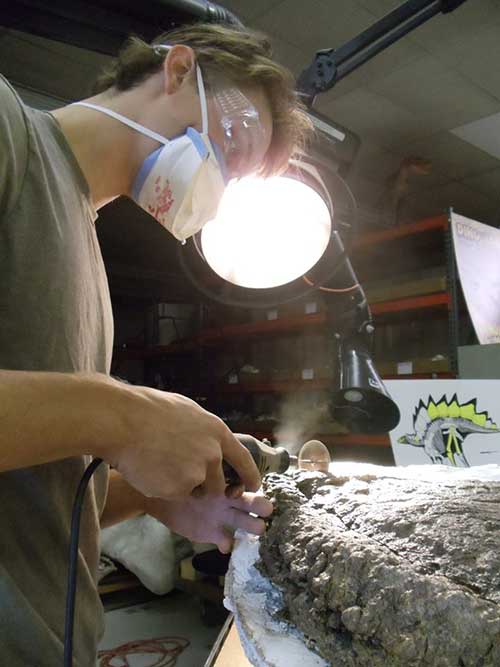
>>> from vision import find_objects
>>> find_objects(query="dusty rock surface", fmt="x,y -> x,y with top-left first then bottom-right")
258,470 -> 500,666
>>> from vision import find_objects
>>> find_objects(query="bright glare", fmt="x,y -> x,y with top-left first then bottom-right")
200,176 -> 332,289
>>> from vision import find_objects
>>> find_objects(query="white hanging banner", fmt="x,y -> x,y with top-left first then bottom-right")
451,212 -> 500,344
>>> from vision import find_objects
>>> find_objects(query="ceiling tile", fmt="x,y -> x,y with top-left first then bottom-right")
0,30 -> 109,100
355,0 -> 404,16
313,38 -> 427,108
460,168 -> 500,201
253,0 -> 375,57
366,54 -> 500,133
452,112 -> 500,162
388,131 -> 500,186
405,0 -> 500,58
402,180 -> 497,225
1,29 -> 110,69
267,36 -> 309,77
320,88 -> 429,149
348,139 -> 403,185
447,25 -> 500,102
351,1 -> 500,100
314,77 -> 365,109
219,0 -> 286,22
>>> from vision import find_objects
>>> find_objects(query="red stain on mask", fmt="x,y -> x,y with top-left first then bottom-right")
148,176 -> 174,224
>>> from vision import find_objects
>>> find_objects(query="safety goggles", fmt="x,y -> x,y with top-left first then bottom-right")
155,44 -> 269,179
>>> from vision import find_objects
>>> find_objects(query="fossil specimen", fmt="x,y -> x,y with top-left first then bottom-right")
257,468 -> 500,666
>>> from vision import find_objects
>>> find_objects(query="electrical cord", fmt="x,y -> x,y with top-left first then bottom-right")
63,458 -> 191,667
98,636 -> 190,666
302,274 -> 360,293
64,457 -> 104,667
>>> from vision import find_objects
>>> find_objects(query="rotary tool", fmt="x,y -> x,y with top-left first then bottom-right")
224,434 -> 332,484
224,433 -> 298,485
223,433 -> 297,484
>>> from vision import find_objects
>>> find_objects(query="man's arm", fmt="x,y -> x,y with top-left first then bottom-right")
0,369 -> 260,501
0,370 -> 122,471
100,469 -> 146,528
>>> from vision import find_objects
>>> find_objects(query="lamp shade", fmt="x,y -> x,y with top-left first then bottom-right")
200,176 -> 332,289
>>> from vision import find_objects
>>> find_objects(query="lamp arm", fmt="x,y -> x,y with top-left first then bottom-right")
297,0 -> 469,107
320,233 -> 400,433
321,231 -> 373,342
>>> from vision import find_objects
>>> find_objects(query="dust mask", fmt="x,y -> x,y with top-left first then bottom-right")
73,61 -> 227,242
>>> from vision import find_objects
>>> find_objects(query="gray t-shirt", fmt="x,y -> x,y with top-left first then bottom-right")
0,75 -> 113,665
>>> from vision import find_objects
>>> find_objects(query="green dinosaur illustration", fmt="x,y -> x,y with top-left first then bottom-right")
397,394 -> 500,467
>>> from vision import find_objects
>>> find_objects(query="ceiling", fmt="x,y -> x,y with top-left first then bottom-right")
1,0 -> 500,300
223,0 -> 500,226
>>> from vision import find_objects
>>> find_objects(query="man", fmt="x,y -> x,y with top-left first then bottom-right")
0,21 -> 310,666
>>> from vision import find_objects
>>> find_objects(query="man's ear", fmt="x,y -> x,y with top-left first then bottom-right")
163,45 -> 196,95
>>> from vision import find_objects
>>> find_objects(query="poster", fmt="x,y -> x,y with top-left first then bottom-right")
451,212 -> 500,344
386,379 -> 500,467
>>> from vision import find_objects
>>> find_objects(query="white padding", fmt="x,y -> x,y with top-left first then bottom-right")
101,515 -> 176,595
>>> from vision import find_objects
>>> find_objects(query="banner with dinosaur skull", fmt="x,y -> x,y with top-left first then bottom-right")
386,379 -> 500,467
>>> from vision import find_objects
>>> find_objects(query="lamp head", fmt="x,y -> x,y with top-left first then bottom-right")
200,169 -> 332,290
178,157 -> 400,436
331,335 -> 400,434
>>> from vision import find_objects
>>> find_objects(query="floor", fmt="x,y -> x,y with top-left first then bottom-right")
99,590 -> 224,666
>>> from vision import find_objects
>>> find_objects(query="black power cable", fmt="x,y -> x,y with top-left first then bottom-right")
63,457 -> 104,667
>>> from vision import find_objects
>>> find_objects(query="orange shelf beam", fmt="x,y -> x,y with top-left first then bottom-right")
198,312 -> 325,343
217,371 -> 453,394
114,292 -> 450,361
353,214 -> 448,249
168,292 -> 449,348
218,379 -> 330,394
371,291 -> 450,314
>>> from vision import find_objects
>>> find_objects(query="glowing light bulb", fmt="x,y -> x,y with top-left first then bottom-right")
298,439 -> 331,473
201,176 -> 331,289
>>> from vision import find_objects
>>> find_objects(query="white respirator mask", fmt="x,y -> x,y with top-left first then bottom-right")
72,51 -> 229,242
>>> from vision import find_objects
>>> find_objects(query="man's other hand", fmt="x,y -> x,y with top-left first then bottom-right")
145,487 -> 273,553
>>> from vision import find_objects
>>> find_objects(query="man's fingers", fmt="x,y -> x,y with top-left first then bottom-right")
220,431 -> 261,492
225,483 -> 245,499
216,528 -> 234,554
199,457 -> 226,496
231,493 -> 274,518
227,508 -> 266,536
218,539 -> 233,554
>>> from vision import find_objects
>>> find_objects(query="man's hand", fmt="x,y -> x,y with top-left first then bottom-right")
0,371 -> 260,501
145,486 -> 273,553
101,385 -> 261,501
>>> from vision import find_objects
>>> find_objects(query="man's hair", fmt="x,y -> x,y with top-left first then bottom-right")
92,23 -> 312,176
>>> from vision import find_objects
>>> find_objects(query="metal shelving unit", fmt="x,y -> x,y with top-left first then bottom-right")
112,211 -> 461,452
114,291 -> 452,359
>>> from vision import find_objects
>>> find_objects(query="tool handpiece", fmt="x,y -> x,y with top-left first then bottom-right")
223,433 -> 293,486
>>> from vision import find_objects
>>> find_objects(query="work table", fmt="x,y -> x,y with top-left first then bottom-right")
205,616 -> 251,667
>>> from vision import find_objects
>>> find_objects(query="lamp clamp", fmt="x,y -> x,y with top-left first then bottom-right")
296,49 -> 339,103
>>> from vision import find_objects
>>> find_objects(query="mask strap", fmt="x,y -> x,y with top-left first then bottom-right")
195,64 -> 209,135
70,102 -> 170,146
